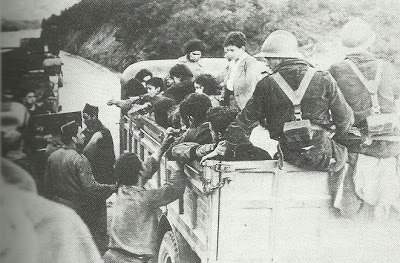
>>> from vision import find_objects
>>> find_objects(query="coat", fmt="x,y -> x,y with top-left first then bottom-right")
224,59 -> 354,172
223,54 -> 267,110
329,51 -> 400,158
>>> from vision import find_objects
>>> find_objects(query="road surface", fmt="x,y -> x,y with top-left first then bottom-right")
58,51 -> 121,155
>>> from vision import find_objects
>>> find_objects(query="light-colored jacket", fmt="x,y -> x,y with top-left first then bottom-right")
224,54 -> 267,110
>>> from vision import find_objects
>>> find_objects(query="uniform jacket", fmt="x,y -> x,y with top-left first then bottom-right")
224,54 -> 266,110
329,52 -> 400,157
44,146 -> 114,207
225,59 -> 354,171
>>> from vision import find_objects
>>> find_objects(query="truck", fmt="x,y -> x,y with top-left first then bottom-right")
118,59 -> 400,263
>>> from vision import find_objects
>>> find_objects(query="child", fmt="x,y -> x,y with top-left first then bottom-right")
194,74 -> 220,107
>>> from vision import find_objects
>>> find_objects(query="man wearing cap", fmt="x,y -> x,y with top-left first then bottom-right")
82,103 -> 116,184
329,18 -> 400,219
223,30 -> 354,173
81,103 -> 115,254
44,120 -> 116,255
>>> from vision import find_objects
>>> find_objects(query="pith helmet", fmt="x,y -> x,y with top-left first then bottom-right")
340,18 -> 376,52
255,30 -> 303,59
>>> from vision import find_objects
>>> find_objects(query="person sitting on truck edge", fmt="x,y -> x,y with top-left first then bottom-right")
222,30 -> 354,173
194,74 -> 220,107
163,64 -> 195,104
104,135 -> 186,263
177,39 -> 205,77
329,18 -> 400,220
172,106 -> 273,162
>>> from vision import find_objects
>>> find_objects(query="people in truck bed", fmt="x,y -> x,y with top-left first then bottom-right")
194,73 -> 220,107
329,18 -> 400,220
173,93 -> 213,143
177,39 -> 206,77
171,107 -> 273,162
104,135 -> 186,263
107,69 -> 152,113
122,69 -> 152,99
220,31 -> 268,110
223,30 -> 354,173
108,77 -> 165,115
163,63 -> 195,104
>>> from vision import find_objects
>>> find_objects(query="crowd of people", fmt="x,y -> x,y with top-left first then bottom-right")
2,17 -> 400,263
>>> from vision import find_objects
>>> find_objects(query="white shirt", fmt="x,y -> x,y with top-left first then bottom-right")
226,53 -> 249,91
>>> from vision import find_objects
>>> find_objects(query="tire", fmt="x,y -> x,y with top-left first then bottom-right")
158,231 -> 179,263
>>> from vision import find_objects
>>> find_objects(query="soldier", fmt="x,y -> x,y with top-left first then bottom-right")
329,18 -> 400,219
223,30 -> 354,173
44,120 -> 115,255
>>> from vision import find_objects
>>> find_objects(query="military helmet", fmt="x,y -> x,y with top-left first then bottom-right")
255,30 -> 303,59
340,18 -> 376,51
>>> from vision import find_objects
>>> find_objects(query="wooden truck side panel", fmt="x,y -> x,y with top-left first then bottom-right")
126,115 -> 400,263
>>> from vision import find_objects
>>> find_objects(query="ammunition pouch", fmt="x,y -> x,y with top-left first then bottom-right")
283,119 -> 313,143
366,113 -> 398,136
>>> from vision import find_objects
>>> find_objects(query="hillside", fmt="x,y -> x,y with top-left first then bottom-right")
43,0 -> 400,72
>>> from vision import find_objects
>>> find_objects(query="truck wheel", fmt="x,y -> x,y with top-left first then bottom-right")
158,231 -> 179,263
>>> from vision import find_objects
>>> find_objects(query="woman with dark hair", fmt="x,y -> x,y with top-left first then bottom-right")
178,39 -> 205,77
109,69 -> 152,105
126,69 -> 153,98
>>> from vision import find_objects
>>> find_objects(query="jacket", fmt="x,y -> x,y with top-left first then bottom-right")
329,52 -> 400,158
83,120 -> 116,184
44,146 -> 114,206
223,54 -> 267,110
225,59 -> 354,171
163,80 -> 195,104
108,157 -> 186,256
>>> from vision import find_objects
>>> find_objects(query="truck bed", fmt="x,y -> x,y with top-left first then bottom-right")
122,114 -> 400,263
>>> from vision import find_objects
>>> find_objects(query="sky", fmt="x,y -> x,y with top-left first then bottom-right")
2,0 -> 81,20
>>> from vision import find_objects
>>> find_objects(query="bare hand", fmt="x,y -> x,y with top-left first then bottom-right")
200,141 -> 227,164
160,134 -> 175,153
107,98 -> 118,106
